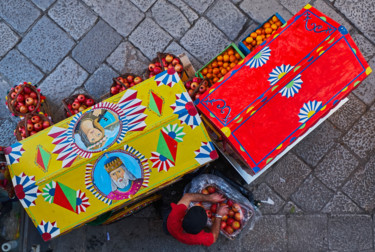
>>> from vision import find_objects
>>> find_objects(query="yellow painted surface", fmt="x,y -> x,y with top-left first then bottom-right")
7,74 -> 214,239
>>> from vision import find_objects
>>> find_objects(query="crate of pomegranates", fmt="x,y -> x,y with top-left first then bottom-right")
147,53 -> 184,78
185,174 -> 259,239
110,73 -> 143,96
15,113 -> 52,141
5,82 -> 46,117
184,77 -> 211,102
62,93 -> 96,118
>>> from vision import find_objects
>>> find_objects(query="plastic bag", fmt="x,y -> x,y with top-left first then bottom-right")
184,174 -> 261,239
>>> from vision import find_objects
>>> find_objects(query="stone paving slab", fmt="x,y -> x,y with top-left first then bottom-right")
18,16 -> 75,73
48,0 -> 97,40
0,22 -> 19,58
241,215 -> 287,252
351,33 -> 375,61
322,191 -> 362,214
328,214 -> 373,251
343,103 -> 375,160
253,183 -> 285,214
84,64 -> 117,101
180,18 -> 230,64
31,0 -> 55,11
206,0 -> 247,41
240,0 -> 292,24
287,215 -> 328,252
328,93 -> 367,132
164,41 -> 202,71
0,0 -> 41,33
106,41 -> 149,76
335,0 -> 375,43
168,0 -> 198,24
130,0 -> 157,12
0,75 -> 12,119
280,0 -> 311,15
342,156 -> 375,211
82,0 -> 144,37
294,121 -> 341,167
129,17 -> 173,60
38,57 -> 88,116
265,153 -> 311,200
72,20 -> 122,73
0,49 -> 44,85
291,174 -> 333,212
184,0 -> 214,15
0,119 -> 17,147
314,144 -> 359,190
151,0 -> 191,39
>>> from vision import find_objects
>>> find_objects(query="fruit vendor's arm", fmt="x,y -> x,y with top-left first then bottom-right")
178,193 -> 225,207
211,205 -> 229,242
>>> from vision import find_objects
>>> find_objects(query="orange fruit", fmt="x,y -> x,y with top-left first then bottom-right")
223,55 -> 230,62
208,68 -> 212,73
257,40 -> 262,45
206,73 -> 212,79
261,34 -> 265,39
230,62 -> 236,68
213,77 -> 219,83
256,29 -> 262,35
217,55 -> 223,62
235,53 -> 241,59
202,68 -> 208,75
227,49 -> 234,56
271,24 -> 278,30
212,61 -> 218,68
272,16 -> 278,22
256,35 -> 263,41
221,69 -> 227,75
229,55 -> 236,62
245,37 -> 253,43
265,27 -> 272,34
263,23 -> 271,28
250,32 -> 257,38
213,68 -> 220,74
251,40 -> 257,46
266,34 -> 271,38
218,61 -> 223,66
276,21 -> 282,27
223,62 -> 229,68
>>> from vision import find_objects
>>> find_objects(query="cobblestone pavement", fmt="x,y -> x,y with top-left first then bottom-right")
1,0 -> 375,251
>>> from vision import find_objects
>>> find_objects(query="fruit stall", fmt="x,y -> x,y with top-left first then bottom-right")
195,4 -> 372,184
0,3 -> 373,242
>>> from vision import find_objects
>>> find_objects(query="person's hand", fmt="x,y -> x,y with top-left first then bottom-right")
209,193 -> 226,203
217,204 -> 229,216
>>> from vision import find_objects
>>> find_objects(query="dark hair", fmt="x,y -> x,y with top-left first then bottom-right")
182,206 -> 207,234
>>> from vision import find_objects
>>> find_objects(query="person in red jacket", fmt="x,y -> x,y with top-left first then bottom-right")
166,192 -> 229,246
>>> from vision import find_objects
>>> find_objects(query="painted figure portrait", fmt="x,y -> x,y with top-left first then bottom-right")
93,151 -> 144,200
73,109 -> 121,152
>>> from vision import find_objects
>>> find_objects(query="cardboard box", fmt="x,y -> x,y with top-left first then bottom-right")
5,70 -> 218,240
196,4 -> 371,179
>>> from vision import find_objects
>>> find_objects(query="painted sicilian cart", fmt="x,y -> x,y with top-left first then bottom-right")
196,4 -> 372,183
5,68 -> 218,241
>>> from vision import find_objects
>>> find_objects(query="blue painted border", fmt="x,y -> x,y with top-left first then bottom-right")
200,9 -> 337,126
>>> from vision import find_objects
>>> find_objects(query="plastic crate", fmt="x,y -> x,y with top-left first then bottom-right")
238,13 -> 286,56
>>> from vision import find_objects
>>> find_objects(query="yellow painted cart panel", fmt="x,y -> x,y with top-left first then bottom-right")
5,70 -> 217,241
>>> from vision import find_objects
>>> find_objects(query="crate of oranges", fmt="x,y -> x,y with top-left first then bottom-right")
238,13 -> 286,55
196,43 -> 245,85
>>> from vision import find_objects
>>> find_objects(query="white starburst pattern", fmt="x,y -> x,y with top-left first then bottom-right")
279,74 -> 303,98
298,100 -> 322,123
268,64 -> 294,86
246,46 -> 271,68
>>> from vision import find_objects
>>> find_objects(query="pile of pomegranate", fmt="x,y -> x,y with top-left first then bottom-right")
65,94 -> 95,117
110,75 -> 143,96
17,114 -> 51,140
